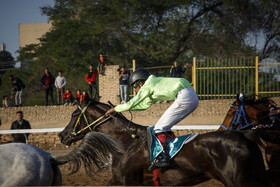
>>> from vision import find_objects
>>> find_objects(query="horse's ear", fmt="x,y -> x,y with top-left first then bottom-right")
93,95 -> 100,102
236,93 -> 240,105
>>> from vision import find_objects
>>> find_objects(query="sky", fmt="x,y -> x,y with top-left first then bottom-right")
0,0 -> 55,59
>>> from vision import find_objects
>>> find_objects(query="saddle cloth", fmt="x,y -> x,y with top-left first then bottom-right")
147,126 -> 199,163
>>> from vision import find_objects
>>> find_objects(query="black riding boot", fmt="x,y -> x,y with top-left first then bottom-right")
155,133 -> 170,167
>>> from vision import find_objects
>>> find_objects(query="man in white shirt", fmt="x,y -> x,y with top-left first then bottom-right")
55,71 -> 67,105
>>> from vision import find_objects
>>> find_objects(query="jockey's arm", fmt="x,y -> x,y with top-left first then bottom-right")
105,88 -> 151,116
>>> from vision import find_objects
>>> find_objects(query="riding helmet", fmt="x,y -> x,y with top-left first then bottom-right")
129,68 -> 151,86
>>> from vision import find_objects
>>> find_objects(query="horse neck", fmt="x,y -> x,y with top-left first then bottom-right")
99,118 -> 147,145
92,103 -> 147,145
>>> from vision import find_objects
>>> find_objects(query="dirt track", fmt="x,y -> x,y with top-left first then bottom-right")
53,151 -> 224,186
59,165 -> 223,186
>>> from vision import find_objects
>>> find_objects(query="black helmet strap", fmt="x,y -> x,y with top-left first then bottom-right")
132,79 -> 145,88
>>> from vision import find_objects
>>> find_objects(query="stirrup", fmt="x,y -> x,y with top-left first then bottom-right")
155,159 -> 170,167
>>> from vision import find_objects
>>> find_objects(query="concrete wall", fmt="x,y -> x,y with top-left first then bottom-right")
99,65 -> 120,104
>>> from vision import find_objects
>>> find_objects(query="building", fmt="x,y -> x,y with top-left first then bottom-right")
18,22 -> 52,67
19,22 -> 52,48
0,43 -> 6,51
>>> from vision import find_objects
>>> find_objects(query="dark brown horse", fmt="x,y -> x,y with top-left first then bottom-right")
220,94 -> 280,186
59,98 -> 272,186
220,94 -> 279,131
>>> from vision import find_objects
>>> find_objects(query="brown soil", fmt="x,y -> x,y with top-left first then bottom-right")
53,151 -> 224,187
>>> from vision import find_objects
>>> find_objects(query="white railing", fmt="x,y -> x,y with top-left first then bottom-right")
0,125 -> 219,134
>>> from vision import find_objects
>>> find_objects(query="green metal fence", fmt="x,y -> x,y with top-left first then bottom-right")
192,56 -> 280,100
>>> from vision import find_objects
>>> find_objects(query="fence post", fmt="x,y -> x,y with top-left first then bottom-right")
192,57 -> 196,92
132,59 -> 136,96
132,59 -> 136,72
255,56 -> 259,98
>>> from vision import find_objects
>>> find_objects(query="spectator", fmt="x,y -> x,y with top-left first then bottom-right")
119,66 -> 130,104
2,95 -> 12,109
80,90 -> 88,103
97,53 -> 107,74
62,89 -> 73,105
170,61 -> 187,78
11,111 -> 31,143
86,65 -> 99,100
40,68 -> 55,106
9,75 -> 25,107
74,89 -> 82,105
55,71 -> 67,105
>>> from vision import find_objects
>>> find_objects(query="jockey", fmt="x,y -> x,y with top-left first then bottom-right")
105,68 -> 199,167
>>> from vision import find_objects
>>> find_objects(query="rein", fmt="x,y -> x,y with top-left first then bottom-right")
72,101 -> 138,138
220,102 -> 277,130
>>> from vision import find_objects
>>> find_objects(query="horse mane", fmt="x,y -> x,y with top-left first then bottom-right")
53,131 -> 124,176
88,99 -> 145,127
87,99 -> 148,139
234,94 -> 277,108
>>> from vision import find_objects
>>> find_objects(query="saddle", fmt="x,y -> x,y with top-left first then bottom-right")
147,126 -> 199,170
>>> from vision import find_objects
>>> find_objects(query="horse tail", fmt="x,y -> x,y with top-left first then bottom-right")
52,131 -> 124,175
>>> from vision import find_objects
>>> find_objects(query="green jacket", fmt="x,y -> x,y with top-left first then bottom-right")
115,75 -> 192,112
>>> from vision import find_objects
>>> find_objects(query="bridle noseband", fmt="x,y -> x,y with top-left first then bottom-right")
220,102 -> 278,130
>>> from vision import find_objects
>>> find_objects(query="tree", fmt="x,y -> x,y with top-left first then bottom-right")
16,0 -> 280,104
0,50 -> 15,70
0,50 -> 14,62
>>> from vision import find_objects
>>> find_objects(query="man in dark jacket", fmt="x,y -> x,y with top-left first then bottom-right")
11,111 -> 31,143
40,68 -> 55,106
170,61 -> 187,78
9,75 -> 25,107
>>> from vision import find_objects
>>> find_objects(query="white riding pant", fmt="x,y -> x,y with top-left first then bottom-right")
153,88 -> 199,134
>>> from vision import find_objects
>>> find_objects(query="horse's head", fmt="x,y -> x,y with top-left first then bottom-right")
59,97 -> 109,145
219,94 -> 277,130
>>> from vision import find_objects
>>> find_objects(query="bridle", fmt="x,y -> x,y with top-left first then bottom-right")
72,101 -> 111,136
71,101 -> 138,138
220,101 -> 279,130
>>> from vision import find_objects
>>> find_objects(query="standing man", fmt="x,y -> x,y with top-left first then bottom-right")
11,111 -> 31,143
9,75 -> 25,107
170,61 -> 187,78
86,65 -> 99,100
55,71 -> 67,105
119,66 -> 130,104
40,68 -> 55,106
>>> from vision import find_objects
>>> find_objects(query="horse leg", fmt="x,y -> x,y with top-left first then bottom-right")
50,165 -> 62,186
266,144 -> 280,186
50,160 -> 62,186
111,141 -> 150,185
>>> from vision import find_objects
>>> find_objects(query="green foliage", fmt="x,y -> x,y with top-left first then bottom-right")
14,0 -> 279,105
0,51 -> 14,62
